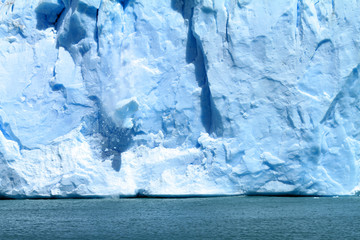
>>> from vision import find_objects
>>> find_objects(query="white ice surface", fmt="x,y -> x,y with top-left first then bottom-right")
1,0 -> 360,197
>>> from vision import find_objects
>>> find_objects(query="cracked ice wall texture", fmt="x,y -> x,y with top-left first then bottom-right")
0,0 -> 360,197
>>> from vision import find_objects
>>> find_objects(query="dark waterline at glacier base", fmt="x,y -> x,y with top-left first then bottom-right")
1,197 -> 360,240
0,191 -> 349,199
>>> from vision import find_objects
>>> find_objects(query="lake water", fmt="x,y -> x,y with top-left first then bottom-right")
1,196 -> 360,239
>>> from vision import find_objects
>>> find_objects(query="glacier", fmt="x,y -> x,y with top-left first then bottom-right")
1,0 -> 360,198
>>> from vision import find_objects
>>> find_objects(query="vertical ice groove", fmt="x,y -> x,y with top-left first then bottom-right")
296,0 -> 303,39
170,0 -> 224,136
181,0 -> 223,137
225,10 -> 230,43
95,7 -> 100,56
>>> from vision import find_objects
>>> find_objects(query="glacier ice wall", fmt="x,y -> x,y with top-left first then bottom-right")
1,0 -> 360,197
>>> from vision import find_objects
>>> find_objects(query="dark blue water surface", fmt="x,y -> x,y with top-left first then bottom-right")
1,196 -> 360,239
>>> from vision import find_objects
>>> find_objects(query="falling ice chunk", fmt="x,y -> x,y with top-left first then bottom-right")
113,97 -> 139,129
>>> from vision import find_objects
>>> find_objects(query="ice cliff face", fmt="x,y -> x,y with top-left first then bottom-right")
1,0 -> 360,197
